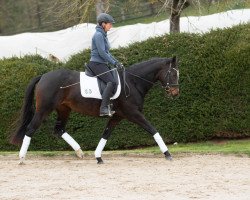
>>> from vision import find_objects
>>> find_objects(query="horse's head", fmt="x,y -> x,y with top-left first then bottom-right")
158,56 -> 179,97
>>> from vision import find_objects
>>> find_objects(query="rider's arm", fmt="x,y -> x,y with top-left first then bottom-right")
94,33 -> 117,65
108,53 -> 119,64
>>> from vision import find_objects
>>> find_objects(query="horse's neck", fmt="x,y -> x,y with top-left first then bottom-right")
130,62 -> 162,82
128,61 -> 163,96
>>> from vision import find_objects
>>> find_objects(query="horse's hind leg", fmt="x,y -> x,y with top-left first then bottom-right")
19,111 -> 48,164
55,105 -> 83,158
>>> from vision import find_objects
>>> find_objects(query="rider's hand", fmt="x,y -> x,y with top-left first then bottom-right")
115,62 -> 124,71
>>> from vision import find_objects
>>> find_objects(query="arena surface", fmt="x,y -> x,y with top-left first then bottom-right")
0,154 -> 249,200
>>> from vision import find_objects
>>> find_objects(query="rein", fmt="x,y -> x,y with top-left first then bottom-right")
123,70 -> 160,98
60,62 -> 179,100
123,70 -> 156,98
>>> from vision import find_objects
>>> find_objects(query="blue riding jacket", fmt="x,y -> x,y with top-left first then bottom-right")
90,25 -> 118,65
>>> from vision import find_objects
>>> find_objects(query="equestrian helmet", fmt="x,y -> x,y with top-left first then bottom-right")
97,13 -> 115,24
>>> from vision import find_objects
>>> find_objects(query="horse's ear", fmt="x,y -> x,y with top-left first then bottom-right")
172,55 -> 177,63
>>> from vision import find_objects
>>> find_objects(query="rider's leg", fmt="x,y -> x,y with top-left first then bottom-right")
88,62 -> 117,117
100,82 -> 115,116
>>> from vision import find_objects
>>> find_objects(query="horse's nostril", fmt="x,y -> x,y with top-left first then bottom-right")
166,87 -> 180,96
175,88 -> 180,95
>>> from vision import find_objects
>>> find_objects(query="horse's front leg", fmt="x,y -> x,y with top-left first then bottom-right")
126,111 -> 172,161
95,115 -> 122,164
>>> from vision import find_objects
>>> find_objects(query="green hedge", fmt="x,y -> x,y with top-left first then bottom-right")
0,24 -> 249,151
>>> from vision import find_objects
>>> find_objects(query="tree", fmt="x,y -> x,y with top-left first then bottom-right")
35,0 -> 42,28
0,0 -> 246,35
45,0 -> 109,26
44,0 -> 246,34
95,0 -> 108,16
49,0 -> 191,33
168,0 -> 190,33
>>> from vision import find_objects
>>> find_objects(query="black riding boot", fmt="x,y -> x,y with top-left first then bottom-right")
100,82 -> 115,117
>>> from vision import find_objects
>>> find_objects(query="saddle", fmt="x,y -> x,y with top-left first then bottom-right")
80,64 -> 121,99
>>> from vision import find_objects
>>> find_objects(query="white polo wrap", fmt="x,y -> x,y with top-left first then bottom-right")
153,132 -> 168,153
95,138 -> 107,158
62,132 -> 81,151
19,135 -> 31,159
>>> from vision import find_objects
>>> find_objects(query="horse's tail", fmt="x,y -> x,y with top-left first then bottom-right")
10,75 -> 42,145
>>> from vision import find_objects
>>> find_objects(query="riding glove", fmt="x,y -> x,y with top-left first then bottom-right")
115,62 -> 125,71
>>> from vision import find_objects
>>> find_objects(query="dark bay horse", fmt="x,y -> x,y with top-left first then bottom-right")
10,56 -> 179,164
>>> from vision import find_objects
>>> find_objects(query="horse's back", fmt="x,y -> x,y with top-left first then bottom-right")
38,69 -> 78,87
42,68 -> 79,81
35,69 -> 79,100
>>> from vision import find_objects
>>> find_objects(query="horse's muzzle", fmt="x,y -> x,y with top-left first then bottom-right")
166,87 -> 179,97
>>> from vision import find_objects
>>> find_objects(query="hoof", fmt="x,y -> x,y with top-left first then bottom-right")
75,149 -> 84,159
96,157 -> 104,164
164,151 -> 173,161
18,157 -> 25,165
165,155 -> 173,161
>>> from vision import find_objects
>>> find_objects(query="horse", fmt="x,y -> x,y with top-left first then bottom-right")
10,56 -> 179,164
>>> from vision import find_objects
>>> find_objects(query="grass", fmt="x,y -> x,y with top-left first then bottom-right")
1,139 -> 250,157
112,139 -> 250,157
115,0 -> 250,27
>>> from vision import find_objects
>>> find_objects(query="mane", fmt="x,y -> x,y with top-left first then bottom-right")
127,57 -> 172,72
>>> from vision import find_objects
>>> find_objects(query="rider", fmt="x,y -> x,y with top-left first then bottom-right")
89,13 -> 123,117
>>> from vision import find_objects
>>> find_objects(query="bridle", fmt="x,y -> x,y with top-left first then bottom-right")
163,62 -> 179,92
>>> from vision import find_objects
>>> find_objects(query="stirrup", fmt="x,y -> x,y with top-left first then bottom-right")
100,105 -> 115,117
108,104 -> 115,116
100,110 -> 115,117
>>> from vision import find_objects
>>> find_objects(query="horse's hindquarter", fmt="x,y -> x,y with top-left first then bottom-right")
35,69 -> 115,117
35,69 -> 81,110
53,70 -> 102,116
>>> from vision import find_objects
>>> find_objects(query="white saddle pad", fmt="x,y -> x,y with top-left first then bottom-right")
80,72 -> 121,99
